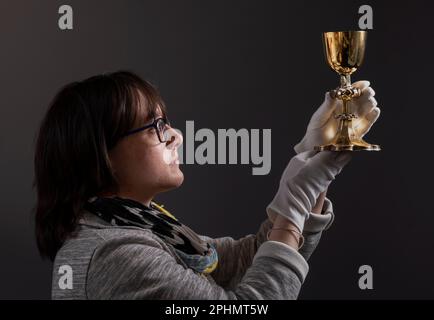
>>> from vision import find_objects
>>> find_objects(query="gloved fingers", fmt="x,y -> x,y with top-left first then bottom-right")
352,80 -> 371,91
310,92 -> 340,128
335,151 -> 353,166
366,106 -> 381,123
353,86 -> 376,108
355,107 -> 381,136
353,95 -> 377,119
307,150 -> 352,171
362,86 -> 375,96
295,150 -> 317,162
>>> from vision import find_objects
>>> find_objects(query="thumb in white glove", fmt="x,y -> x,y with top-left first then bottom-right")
266,151 -> 351,232
294,80 -> 381,154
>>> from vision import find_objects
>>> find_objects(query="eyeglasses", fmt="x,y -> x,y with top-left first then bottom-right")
121,117 -> 171,143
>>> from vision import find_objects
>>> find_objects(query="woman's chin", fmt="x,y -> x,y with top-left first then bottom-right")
168,167 -> 184,188
155,165 -> 184,193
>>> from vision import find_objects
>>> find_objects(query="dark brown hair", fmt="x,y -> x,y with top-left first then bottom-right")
33,71 -> 167,261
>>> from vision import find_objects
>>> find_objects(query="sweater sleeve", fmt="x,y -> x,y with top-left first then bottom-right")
86,230 -> 308,300
197,218 -> 273,290
197,199 -> 335,290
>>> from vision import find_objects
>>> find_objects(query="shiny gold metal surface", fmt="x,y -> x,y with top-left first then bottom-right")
315,31 -> 381,152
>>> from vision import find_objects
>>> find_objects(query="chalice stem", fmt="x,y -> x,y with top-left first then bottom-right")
342,98 -> 350,114
335,100 -> 353,145
340,74 -> 351,88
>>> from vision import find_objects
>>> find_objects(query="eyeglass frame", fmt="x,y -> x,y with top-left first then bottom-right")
120,117 -> 171,143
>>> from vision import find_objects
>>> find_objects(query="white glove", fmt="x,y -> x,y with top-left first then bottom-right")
266,151 -> 351,232
294,81 -> 381,154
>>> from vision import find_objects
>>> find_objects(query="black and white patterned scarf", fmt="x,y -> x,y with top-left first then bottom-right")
84,196 -> 218,275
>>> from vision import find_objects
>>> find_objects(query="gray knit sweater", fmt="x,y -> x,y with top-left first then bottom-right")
51,199 -> 335,300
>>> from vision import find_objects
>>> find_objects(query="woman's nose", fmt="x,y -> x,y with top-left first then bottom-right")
165,127 -> 183,150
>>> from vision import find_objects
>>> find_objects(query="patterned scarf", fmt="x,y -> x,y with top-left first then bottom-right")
84,196 -> 218,275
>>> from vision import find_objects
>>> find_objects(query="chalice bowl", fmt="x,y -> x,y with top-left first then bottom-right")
315,30 -> 381,151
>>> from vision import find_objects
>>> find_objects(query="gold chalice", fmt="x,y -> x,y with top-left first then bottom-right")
315,31 -> 381,151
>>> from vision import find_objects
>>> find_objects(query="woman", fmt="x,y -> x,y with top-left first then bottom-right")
34,71 -> 379,299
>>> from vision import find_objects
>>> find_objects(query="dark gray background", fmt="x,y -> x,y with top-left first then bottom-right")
1,0 -> 432,299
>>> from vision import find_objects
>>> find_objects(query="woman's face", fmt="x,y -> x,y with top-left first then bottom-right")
107,95 -> 184,204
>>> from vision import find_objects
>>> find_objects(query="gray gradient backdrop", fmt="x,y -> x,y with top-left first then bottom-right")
1,0 -> 432,299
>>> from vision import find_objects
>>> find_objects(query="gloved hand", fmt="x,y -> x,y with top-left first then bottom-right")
294,81 -> 381,154
266,151 -> 351,232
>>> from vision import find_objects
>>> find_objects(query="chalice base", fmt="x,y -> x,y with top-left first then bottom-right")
314,136 -> 381,152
